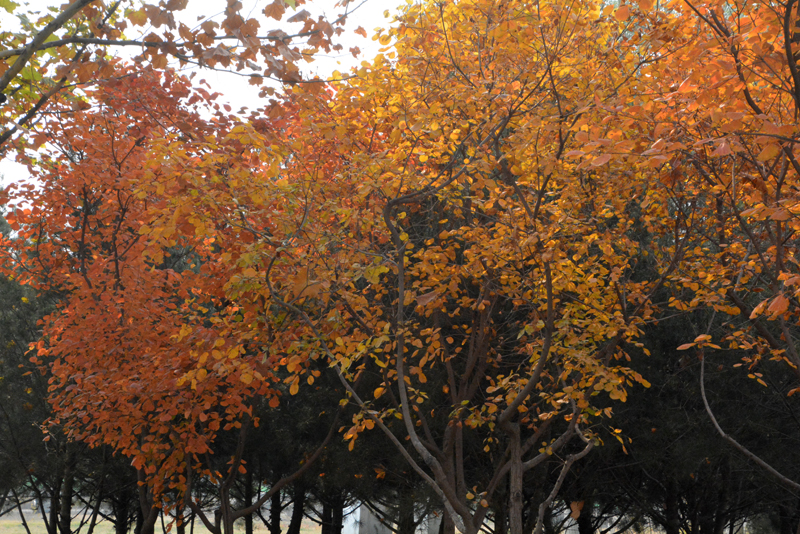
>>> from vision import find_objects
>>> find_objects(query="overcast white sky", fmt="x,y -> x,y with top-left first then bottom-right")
0,0 -> 402,187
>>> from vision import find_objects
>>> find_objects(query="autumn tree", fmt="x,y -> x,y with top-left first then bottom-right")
0,63 -> 344,534
123,1 -> 692,534
582,0 -> 800,491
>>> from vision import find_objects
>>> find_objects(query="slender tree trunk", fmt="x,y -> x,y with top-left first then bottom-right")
665,480 -> 681,534
220,486 -> 235,534
58,446 -> 75,534
112,495 -> 129,534
269,491 -> 282,534
49,477 -> 62,534
135,504 -> 144,534
494,500 -> 508,534
321,500 -> 332,534
176,505 -> 186,534
0,489 -> 9,515
712,463 -> 729,534
523,460 -> 549,534
442,511 -> 455,534
576,497 -> 593,534
332,495 -> 344,534
136,470 -> 160,534
287,485 -> 305,534
509,426 -> 524,534
398,492 -> 416,534
244,468 -> 254,534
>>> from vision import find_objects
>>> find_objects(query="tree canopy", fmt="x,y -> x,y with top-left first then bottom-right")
2,0 -> 800,532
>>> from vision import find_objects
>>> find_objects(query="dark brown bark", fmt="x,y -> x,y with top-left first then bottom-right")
665,479 -> 681,534
269,491 -> 282,534
576,497 -> 593,534
287,484 -> 306,534
397,493 -> 416,534
509,427 -> 524,534
321,501 -> 332,534
494,498 -> 508,534
48,469 -> 62,534
244,468 -> 254,534
57,458 -> 74,534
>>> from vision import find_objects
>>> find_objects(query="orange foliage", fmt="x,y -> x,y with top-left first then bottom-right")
5,0 -> 800,526
1,66 -> 281,499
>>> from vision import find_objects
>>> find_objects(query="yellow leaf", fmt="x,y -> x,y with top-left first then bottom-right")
128,8 -> 148,26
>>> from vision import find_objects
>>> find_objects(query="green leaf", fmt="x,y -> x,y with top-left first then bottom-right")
0,0 -> 19,14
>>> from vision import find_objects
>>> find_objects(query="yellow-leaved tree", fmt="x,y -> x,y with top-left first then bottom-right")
135,0 -> 674,532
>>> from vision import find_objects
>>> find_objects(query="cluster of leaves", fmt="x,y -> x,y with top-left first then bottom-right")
0,0 -> 358,150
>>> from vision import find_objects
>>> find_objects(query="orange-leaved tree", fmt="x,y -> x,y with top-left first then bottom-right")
0,64 -> 338,534
581,0 -> 800,491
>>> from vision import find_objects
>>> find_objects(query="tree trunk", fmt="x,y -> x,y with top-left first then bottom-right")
397,492 -> 416,534
523,460 -> 549,534
112,494 -> 130,534
442,511 -> 455,534
576,497 -> 593,534
49,477 -> 62,534
244,468 -> 254,534
287,485 -> 305,534
331,495 -> 344,534
176,505 -> 186,534
269,491 -> 282,534
321,501 -> 333,534
509,428 -> 524,534
220,486 -> 235,534
58,445 -> 76,534
494,500 -> 508,534
665,480 -> 681,534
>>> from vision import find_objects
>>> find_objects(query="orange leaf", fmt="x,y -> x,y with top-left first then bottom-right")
591,154 -> 612,166
768,294 -> 790,316
263,0 -> 285,20
570,501 -> 585,519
